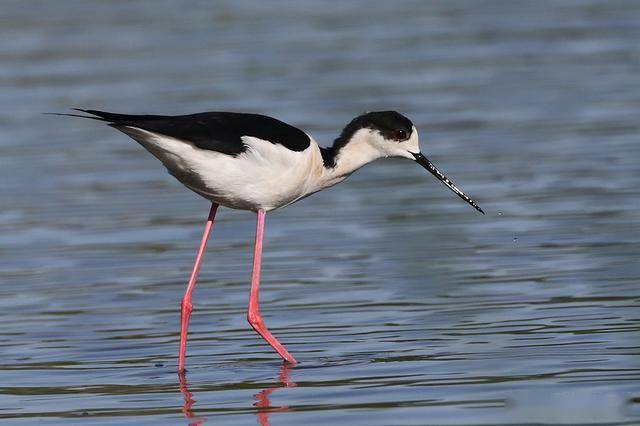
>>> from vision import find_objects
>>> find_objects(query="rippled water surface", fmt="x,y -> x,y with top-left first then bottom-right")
2,1 -> 640,424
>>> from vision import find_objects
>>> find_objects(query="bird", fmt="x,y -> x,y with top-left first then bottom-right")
59,108 -> 484,372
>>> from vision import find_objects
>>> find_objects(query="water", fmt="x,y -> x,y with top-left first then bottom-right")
1,1 -> 640,424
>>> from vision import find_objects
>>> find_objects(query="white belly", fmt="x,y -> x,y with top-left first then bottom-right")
121,127 -> 324,211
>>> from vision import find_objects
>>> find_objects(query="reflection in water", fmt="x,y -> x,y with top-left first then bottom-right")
179,372 -> 206,426
254,364 -> 297,426
178,364 -> 296,426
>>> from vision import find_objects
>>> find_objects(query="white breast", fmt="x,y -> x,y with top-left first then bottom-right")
119,126 -> 325,211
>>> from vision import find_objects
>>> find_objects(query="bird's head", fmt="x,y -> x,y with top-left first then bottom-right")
335,111 -> 484,214
336,111 -> 419,160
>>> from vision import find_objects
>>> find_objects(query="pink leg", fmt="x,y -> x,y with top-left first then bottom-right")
178,203 -> 219,372
247,209 -> 297,364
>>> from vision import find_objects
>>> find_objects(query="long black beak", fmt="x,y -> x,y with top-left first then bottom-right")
412,152 -> 484,215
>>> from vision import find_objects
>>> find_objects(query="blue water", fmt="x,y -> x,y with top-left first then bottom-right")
1,1 -> 639,424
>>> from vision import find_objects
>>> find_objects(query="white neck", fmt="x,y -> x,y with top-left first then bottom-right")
318,129 -> 384,189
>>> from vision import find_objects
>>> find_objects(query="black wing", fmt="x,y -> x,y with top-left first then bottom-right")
73,109 -> 311,155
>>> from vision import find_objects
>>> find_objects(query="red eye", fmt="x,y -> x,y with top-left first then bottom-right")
395,129 -> 407,140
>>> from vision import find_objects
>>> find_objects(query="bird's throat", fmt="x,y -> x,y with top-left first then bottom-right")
318,138 -> 382,189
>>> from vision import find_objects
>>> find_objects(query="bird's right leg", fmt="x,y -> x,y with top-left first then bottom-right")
247,209 -> 297,364
178,203 -> 219,373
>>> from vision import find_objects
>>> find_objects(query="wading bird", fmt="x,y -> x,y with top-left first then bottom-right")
63,109 -> 483,371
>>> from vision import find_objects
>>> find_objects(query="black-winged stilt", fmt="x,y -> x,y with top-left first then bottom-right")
61,108 -> 483,371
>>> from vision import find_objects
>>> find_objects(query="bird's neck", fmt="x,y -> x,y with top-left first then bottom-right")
318,131 -> 382,188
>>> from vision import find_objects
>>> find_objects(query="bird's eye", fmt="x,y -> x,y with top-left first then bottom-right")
395,129 -> 407,140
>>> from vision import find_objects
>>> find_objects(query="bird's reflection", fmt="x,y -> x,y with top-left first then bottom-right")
254,363 -> 297,426
178,363 -> 296,426
178,371 -> 206,426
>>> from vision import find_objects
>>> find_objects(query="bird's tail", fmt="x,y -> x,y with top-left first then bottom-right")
46,108 -> 166,124
44,108 -> 113,121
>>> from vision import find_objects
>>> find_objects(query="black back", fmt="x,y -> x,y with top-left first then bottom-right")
76,109 -> 310,155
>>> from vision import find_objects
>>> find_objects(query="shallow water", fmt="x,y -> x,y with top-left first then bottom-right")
1,1 -> 640,425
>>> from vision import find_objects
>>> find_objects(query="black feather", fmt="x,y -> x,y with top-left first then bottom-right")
70,109 -> 311,155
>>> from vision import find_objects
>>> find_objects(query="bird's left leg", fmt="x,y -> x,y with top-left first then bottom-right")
178,203 -> 219,372
247,209 -> 297,364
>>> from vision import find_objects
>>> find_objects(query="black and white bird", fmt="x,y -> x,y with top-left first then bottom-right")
62,108 -> 483,372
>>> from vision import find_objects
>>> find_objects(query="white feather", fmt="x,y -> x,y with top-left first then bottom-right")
117,124 -> 421,211
119,126 -> 325,211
